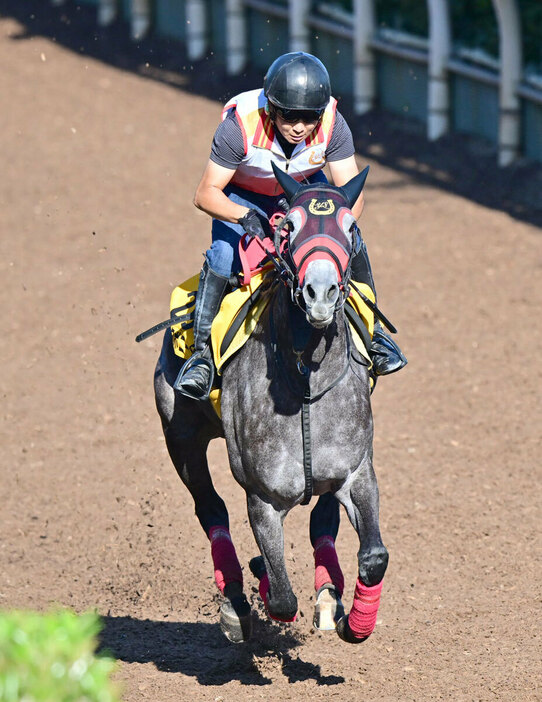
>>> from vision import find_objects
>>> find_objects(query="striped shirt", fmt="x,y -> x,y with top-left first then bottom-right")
211,109 -> 355,169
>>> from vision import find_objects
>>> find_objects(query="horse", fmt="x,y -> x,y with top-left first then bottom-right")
152,162 -> 389,644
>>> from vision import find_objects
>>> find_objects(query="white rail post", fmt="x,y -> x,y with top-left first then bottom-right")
226,0 -> 247,75
186,0 -> 208,61
427,0 -> 451,140
289,0 -> 311,53
130,0 -> 151,40
353,0 -> 376,114
492,0 -> 522,166
98,0 -> 118,27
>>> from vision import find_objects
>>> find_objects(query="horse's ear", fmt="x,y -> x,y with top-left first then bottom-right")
340,166 -> 370,210
272,162 -> 301,202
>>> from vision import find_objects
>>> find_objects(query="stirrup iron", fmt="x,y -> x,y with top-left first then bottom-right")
370,328 -> 407,376
174,348 -> 215,401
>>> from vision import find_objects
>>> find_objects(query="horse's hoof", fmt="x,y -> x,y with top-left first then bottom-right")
219,593 -> 252,643
336,615 -> 369,644
313,585 -> 345,631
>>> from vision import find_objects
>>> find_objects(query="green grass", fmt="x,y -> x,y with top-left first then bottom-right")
0,610 -> 120,702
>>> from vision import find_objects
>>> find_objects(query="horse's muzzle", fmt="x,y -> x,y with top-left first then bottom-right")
299,260 -> 341,328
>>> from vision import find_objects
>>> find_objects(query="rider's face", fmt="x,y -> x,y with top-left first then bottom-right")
273,113 -> 321,144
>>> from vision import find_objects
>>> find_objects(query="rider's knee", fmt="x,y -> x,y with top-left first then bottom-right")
205,239 -> 235,278
358,545 -> 389,586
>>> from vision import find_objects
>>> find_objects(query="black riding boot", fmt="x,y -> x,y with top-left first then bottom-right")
351,239 -> 407,377
174,260 -> 229,400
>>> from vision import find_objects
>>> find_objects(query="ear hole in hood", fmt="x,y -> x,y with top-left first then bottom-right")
285,206 -> 307,243
336,207 -> 356,242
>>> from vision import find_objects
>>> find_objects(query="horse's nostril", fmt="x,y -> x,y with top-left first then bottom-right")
306,284 -> 315,300
327,284 -> 338,301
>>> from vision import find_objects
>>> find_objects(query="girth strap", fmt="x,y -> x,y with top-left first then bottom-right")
300,382 -> 313,505
269,304 -> 351,506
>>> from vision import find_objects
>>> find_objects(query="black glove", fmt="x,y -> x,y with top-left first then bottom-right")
238,209 -> 271,241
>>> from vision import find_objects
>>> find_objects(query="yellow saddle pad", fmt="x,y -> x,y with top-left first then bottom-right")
169,272 -> 375,418
169,270 -> 273,417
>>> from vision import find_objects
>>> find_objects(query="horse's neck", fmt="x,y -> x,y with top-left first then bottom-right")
272,286 -> 348,380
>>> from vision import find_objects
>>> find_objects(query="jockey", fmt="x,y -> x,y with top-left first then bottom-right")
176,52 -> 407,400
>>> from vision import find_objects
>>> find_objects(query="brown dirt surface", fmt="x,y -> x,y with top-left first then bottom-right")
1,6 -> 540,702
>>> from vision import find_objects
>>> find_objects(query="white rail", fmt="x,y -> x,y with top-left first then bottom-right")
428,0 -> 451,141
493,0 -> 522,166
186,0 -> 208,61
51,0 -> 542,165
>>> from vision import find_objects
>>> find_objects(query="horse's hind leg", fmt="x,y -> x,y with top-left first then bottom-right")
155,345 -> 251,642
334,461 -> 389,644
310,494 -> 345,630
246,493 -> 298,622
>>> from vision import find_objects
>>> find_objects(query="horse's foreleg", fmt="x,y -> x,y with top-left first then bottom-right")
334,461 -> 389,644
246,493 -> 297,622
163,429 -> 251,642
156,335 -> 251,641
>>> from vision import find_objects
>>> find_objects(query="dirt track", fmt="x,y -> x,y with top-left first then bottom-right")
1,11 -> 541,702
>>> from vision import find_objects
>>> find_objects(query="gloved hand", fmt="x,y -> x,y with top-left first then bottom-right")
238,209 -> 271,241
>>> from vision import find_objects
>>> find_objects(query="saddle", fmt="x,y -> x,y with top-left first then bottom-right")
169,236 -> 376,418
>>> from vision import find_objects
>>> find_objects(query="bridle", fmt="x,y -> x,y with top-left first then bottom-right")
262,187 -> 359,506
266,186 -> 356,316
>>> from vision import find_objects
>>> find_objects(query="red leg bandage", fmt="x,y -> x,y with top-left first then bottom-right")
347,577 -> 383,640
313,535 -> 345,596
258,573 -> 297,623
208,526 -> 243,594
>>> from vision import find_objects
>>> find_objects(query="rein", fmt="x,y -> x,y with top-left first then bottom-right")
269,298 -> 352,506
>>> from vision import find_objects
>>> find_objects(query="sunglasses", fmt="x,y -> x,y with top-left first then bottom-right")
275,107 -> 324,124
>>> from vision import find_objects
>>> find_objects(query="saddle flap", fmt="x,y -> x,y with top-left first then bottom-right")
169,273 -> 199,358
346,283 -> 375,362
211,271 -> 271,373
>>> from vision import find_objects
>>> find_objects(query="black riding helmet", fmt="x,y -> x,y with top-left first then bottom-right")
263,52 -> 331,112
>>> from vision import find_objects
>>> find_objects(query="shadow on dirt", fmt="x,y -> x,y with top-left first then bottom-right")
99,614 -> 345,686
2,0 -> 542,228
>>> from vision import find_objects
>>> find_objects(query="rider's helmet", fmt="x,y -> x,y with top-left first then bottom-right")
263,52 -> 331,118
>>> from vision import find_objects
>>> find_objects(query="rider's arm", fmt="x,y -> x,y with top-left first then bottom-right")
328,155 -> 365,220
193,160 -> 251,223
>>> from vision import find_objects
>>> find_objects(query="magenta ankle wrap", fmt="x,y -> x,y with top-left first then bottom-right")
208,526 -> 243,594
258,574 -> 297,623
313,535 -> 344,596
348,578 -> 383,639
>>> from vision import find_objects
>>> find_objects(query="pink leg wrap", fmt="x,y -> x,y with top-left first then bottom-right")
208,526 -> 243,594
313,535 -> 345,596
258,574 -> 297,623
348,578 -> 383,640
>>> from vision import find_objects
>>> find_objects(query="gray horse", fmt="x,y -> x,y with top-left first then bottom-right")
152,164 -> 388,644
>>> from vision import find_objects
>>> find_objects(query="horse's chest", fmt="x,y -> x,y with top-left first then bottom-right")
224,380 -> 369,495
